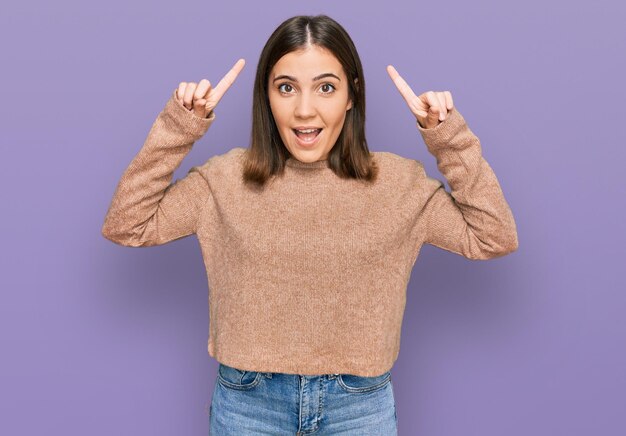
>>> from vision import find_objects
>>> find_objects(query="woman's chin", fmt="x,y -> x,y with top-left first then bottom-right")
289,147 -> 329,162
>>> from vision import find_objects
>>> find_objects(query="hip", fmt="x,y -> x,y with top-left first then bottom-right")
209,362 -> 398,435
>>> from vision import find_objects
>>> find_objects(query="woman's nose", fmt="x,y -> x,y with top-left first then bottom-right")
294,93 -> 316,119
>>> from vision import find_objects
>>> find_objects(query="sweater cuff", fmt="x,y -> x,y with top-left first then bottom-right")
416,106 -> 467,152
162,88 -> 216,140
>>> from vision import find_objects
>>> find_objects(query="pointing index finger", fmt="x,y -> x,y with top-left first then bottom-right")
386,65 -> 417,103
210,58 -> 246,104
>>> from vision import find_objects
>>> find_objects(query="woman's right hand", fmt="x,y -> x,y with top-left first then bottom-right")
176,58 -> 246,119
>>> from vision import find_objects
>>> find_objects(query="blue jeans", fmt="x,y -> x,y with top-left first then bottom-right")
209,362 -> 398,435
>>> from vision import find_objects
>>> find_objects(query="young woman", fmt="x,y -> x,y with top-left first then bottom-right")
102,14 -> 518,435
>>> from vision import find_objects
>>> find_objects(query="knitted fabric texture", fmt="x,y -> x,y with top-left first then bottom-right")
102,89 -> 519,376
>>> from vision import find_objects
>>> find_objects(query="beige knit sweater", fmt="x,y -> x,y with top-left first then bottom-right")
102,89 -> 518,376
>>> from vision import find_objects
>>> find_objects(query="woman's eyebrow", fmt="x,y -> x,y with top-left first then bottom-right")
272,73 -> 341,83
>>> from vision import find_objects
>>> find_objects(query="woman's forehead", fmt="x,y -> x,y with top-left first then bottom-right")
270,47 -> 344,81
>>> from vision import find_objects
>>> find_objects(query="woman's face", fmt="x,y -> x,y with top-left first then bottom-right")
268,45 -> 353,163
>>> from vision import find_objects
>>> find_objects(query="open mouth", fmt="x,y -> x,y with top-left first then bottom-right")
292,128 -> 323,143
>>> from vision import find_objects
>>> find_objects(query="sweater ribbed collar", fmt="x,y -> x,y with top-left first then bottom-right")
285,157 -> 329,169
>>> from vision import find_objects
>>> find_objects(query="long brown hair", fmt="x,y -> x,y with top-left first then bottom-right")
242,14 -> 378,187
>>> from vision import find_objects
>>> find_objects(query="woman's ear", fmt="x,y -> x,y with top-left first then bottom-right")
346,78 -> 359,111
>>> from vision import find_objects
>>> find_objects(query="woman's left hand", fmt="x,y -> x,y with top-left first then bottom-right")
386,65 -> 454,129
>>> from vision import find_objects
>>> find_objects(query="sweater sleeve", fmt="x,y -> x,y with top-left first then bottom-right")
415,106 -> 519,260
101,89 -> 216,247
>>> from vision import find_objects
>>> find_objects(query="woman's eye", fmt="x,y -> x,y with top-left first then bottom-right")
320,83 -> 336,93
278,83 -> 293,93
277,83 -> 335,94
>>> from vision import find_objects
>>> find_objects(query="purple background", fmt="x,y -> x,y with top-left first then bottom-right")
1,0 -> 624,434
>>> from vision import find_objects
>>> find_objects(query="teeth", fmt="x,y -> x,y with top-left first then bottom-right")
296,128 -> 319,133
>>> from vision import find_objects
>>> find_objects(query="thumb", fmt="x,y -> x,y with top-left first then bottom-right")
426,105 -> 441,126
193,98 -> 210,118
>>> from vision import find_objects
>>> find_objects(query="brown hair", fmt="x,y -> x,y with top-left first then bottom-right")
242,14 -> 378,187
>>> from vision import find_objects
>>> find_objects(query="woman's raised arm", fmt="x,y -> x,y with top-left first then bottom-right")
387,65 -> 518,259
101,90 -> 216,247
101,60 -> 246,247
414,107 -> 519,259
